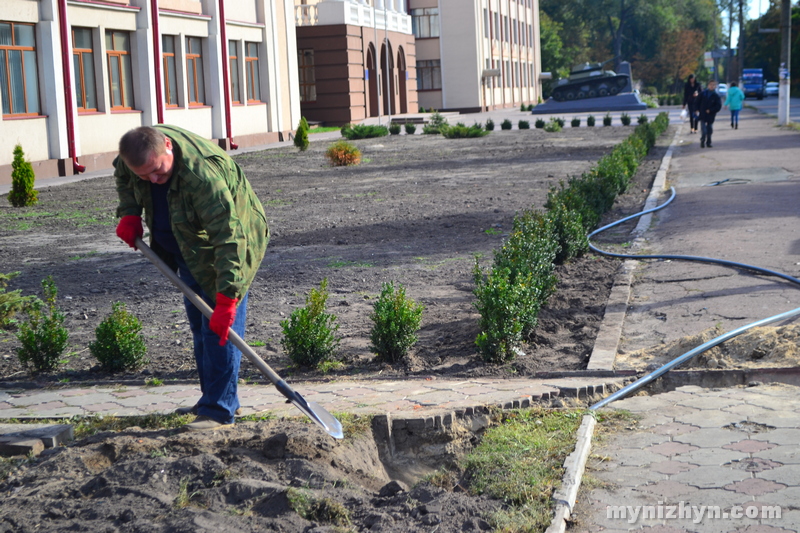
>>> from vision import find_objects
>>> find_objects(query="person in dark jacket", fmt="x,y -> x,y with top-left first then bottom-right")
696,80 -> 723,148
682,74 -> 702,133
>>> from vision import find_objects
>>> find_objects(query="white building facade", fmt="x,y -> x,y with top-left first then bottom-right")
409,0 -> 542,112
0,0 -> 301,184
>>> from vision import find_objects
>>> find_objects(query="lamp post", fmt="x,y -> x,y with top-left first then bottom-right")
777,0 -> 791,126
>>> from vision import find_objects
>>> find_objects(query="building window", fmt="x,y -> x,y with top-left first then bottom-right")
483,9 -> 489,38
513,19 -> 518,44
228,40 -> 240,104
411,8 -> 439,38
416,59 -> 441,91
72,27 -> 96,112
0,22 -> 40,116
162,35 -> 178,107
494,13 -> 499,40
245,42 -> 260,102
186,36 -> 205,105
504,16 -> 509,42
106,30 -> 133,110
298,49 -> 316,102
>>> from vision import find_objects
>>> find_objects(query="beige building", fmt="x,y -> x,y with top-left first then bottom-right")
409,0 -> 541,112
294,0 -> 417,125
0,0 -> 301,183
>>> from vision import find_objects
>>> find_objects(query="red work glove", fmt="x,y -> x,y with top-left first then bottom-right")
116,215 -> 143,249
209,293 -> 238,346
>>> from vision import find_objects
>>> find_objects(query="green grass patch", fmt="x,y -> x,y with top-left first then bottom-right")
264,198 -> 293,207
309,126 -> 342,134
484,228 -> 502,235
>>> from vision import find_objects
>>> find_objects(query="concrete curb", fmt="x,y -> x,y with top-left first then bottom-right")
585,123 -> 684,372
551,123 -> 683,532
546,414 -> 597,533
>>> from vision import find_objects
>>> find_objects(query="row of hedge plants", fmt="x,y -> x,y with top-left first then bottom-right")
473,112 -> 670,363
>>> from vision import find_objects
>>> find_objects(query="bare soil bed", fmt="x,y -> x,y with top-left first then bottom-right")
0,125 -> 669,532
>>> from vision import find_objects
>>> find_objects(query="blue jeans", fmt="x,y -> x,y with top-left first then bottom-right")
730,109 -> 740,126
176,255 -> 247,424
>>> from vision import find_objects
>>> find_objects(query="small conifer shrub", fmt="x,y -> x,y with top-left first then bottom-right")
281,278 -> 340,368
294,117 -> 310,151
369,282 -> 424,363
90,302 -> 149,372
8,144 -> 38,207
16,276 -> 68,373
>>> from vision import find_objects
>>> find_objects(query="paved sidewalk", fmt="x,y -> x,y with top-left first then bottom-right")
0,375 -> 625,420
576,108 -> 800,532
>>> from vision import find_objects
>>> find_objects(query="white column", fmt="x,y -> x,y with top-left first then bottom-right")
201,0 -> 227,140
131,0 -> 158,126
37,0 -> 70,159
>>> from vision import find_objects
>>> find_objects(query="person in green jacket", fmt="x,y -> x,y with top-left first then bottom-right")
724,82 -> 745,129
114,125 -> 269,431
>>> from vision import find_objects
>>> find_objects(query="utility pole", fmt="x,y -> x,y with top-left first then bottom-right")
737,0 -> 744,87
373,6 -> 381,126
385,4 -> 391,123
777,0 -> 791,125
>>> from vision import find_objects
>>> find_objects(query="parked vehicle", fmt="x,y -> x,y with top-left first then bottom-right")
765,81 -> 779,97
742,68 -> 765,100
716,83 -> 728,96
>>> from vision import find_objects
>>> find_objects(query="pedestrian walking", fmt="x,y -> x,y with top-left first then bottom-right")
696,80 -> 722,148
114,125 -> 269,432
724,82 -> 745,130
682,74 -> 702,134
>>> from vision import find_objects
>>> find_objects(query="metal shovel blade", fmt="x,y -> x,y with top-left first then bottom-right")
135,237 -> 344,439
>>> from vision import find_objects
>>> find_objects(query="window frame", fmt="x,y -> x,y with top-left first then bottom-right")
228,39 -> 241,104
0,21 -> 41,117
185,36 -> 205,106
416,59 -> 441,91
411,8 -> 439,39
72,27 -> 97,113
105,29 -> 134,110
162,34 -> 179,107
297,48 -> 316,103
245,41 -> 261,103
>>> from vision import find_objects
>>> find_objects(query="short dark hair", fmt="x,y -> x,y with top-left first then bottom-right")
730,82 -> 737,87
688,74 -> 695,81
119,127 -> 167,168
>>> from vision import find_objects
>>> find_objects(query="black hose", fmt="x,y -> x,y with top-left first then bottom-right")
588,186 -> 800,410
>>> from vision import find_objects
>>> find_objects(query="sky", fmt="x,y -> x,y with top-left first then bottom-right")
729,0 -> 775,44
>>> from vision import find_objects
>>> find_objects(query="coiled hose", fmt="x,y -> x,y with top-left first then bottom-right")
588,187 -> 800,410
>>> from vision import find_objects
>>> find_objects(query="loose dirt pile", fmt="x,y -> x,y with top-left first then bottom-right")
616,324 -> 800,371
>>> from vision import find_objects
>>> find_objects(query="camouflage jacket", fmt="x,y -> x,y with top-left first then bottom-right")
114,125 -> 268,302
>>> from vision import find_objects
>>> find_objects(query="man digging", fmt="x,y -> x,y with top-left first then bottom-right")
113,125 -> 268,431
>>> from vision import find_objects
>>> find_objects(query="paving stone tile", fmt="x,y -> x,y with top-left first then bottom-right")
613,396 -> 673,413
110,390 -> 150,399
744,396 -> 799,412
726,458 -> 782,473
753,486 -> 800,509
637,414 -> 679,429
673,428 -> 741,448
680,448 -> 748,467
723,478 -> 787,496
757,464 -> 800,486
639,525 -> 693,533
30,407 -> 84,418
651,460 -> 698,475
678,396 -> 744,410
668,514 -> 754,533
671,465 -> 749,489
722,404 -> 780,419
674,386 -> 708,394
748,428 -> 800,445
675,411 -> 746,429
58,388 -> 98,397
753,412 -> 800,430
652,422 -> 701,436
730,525 -> 795,533
84,402 -> 125,413
759,508 -> 800,531
603,448 -> 666,467
723,440 -> 777,453
648,442 -> 701,457
635,480 -> 700,499
612,431 -> 672,449
756,446 -> 800,465
596,465 -> 666,488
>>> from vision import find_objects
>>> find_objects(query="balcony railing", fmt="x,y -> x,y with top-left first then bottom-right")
294,0 -> 411,34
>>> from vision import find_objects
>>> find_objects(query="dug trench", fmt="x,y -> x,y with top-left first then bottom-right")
1,409 -> 512,532
0,126 -> 670,531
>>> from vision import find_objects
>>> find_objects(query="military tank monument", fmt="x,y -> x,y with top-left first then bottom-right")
532,58 -> 647,114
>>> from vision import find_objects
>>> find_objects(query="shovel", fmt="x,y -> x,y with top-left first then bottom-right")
134,237 -> 344,439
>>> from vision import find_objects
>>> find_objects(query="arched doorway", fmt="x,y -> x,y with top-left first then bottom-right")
397,47 -> 407,114
380,41 -> 394,116
367,45 -> 379,117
